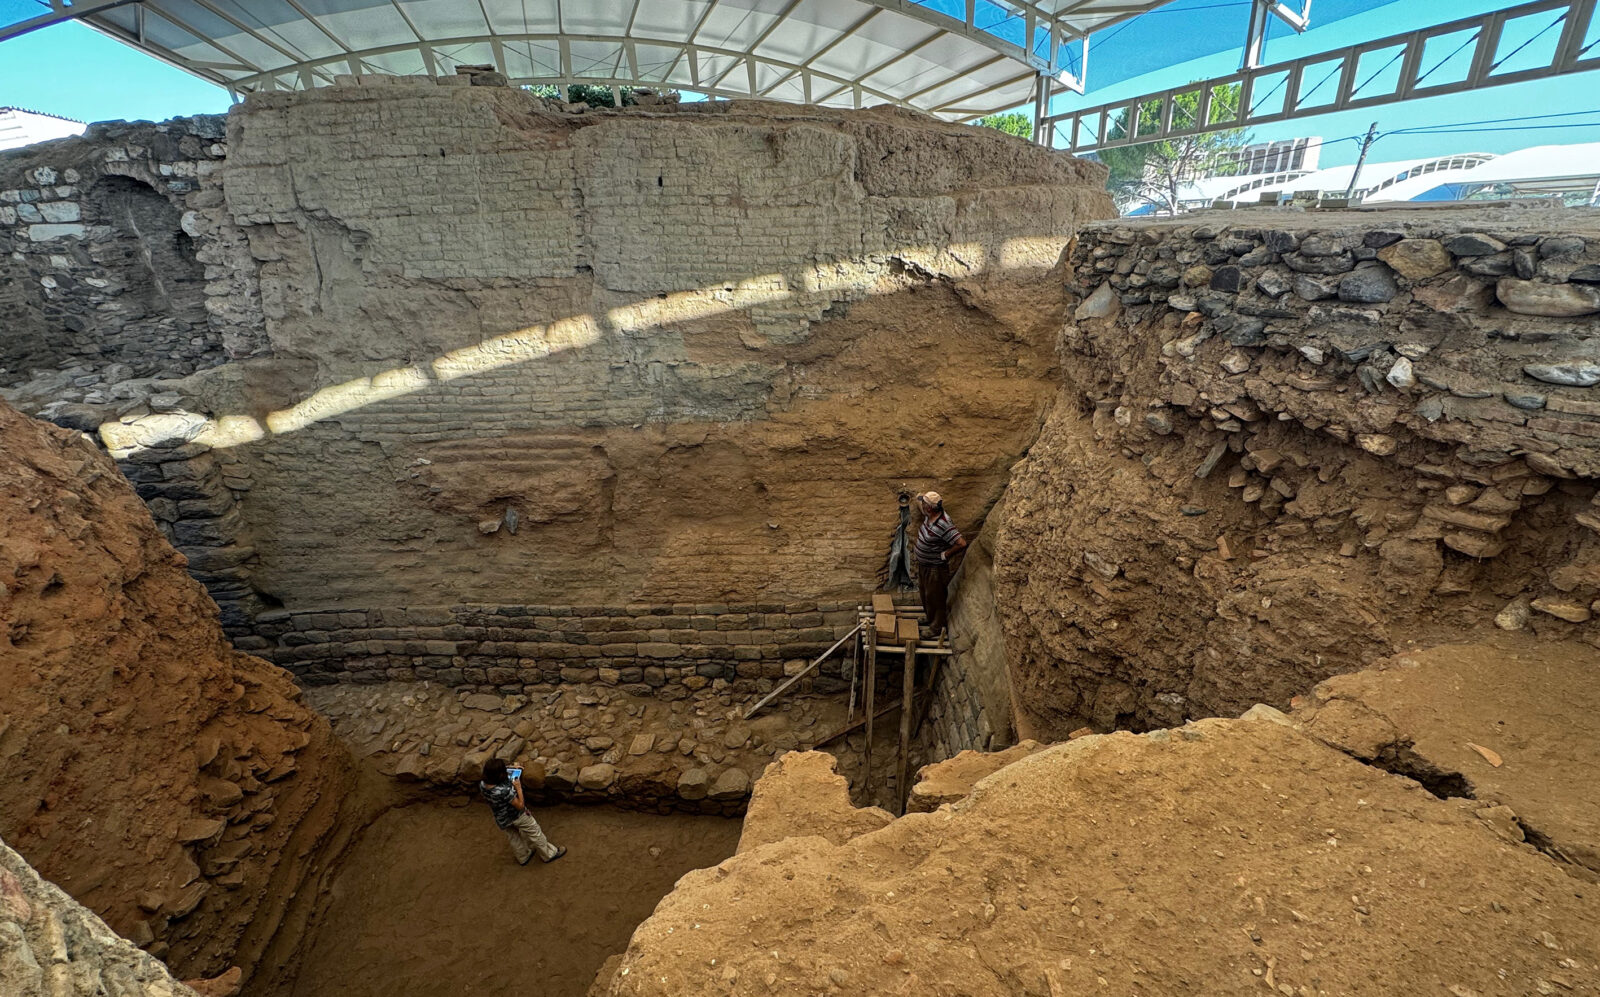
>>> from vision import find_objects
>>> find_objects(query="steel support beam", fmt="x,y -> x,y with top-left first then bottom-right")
223,33 -> 923,111
1044,0 -> 1599,153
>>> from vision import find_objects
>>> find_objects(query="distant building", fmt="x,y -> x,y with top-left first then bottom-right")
1129,141 -> 1600,214
1215,137 -> 1322,177
0,107 -> 86,152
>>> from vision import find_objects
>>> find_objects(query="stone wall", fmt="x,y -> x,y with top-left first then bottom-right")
918,521 -> 1014,762
0,837 -> 197,997
995,207 -> 1600,735
0,117 -> 247,422
249,600 -> 861,696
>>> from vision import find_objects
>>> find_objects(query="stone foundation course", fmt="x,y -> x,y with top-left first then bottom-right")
249,601 -> 862,697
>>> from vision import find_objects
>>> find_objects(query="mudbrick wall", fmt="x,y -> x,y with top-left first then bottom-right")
2,79 -> 1112,669
996,206 -> 1600,737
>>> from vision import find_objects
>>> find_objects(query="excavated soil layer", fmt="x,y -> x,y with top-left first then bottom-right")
263,802 -> 740,997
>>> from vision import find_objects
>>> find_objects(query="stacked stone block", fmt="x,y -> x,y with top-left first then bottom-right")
1070,212 -> 1600,479
243,602 -> 861,697
0,117 -> 241,405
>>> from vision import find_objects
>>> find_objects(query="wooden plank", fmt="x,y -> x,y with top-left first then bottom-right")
863,625 -> 876,792
805,697 -> 902,750
896,639 -> 916,815
871,593 -> 895,613
742,623 -> 862,719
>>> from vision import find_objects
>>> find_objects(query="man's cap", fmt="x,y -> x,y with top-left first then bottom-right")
921,490 -> 942,507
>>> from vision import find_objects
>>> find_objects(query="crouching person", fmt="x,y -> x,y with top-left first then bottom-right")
480,758 -> 566,866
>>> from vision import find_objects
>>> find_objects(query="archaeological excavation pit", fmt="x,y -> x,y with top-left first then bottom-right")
3,56 -> 1600,997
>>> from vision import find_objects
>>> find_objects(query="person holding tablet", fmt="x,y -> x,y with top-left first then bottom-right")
480,758 -> 566,865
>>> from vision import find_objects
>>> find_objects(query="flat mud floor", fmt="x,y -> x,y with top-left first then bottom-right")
266,802 -> 741,997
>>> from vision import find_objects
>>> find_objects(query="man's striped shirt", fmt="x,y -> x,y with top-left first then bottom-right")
914,512 -> 962,566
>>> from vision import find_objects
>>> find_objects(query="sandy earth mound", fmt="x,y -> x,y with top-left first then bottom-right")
601,717 -> 1598,996
1298,637 -> 1600,878
907,740 -> 1046,812
737,752 -> 893,853
0,401 -> 352,982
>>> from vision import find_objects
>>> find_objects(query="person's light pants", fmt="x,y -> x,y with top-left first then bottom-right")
503,812 -> 559,864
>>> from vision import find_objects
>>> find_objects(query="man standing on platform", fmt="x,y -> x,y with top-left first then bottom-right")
914,491 -> 966,639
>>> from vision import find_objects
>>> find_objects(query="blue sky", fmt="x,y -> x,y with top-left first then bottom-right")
0,0 -> 1596,169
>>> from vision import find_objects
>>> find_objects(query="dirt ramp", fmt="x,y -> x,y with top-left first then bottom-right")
0,401 -> 352,982
601,718 -> 1598,995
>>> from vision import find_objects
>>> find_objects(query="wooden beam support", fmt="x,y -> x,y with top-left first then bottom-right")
742,622 -> 862,720
863,624 -> 877,792
805,697 -> 902,750
897,638 -> 915,815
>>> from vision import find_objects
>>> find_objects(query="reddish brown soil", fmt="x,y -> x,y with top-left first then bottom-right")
271,802 -> 740,997
0,401 -> 352,981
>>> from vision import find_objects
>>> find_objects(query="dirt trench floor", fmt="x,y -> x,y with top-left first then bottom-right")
258,802 -> 741,997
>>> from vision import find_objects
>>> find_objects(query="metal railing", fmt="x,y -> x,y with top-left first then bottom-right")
1043,0 -> 1600,152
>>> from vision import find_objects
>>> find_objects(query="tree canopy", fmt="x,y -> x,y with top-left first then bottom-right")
1095,83 -> 1251,216
974,111 -> 1033,140
526,84 -> 654,108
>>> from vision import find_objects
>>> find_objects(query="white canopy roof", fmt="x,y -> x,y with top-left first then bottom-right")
0,0 -> 1183,120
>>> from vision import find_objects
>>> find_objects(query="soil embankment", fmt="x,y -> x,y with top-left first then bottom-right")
598,723 -> 1600,995
0,399 -> 354,984
997,210 -> 1600,736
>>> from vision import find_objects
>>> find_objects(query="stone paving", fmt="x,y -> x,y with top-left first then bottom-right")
307,680 -> 855,814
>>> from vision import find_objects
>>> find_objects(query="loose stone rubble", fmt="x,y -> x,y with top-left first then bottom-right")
996,207 -> 1600,736
0,837 -> 198,997
308,681 -> 853,813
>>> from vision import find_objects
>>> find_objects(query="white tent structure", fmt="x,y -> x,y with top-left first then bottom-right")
1144,144 -> 1600,215
1449,143 -> 1600,201
0,0 -> 1181,122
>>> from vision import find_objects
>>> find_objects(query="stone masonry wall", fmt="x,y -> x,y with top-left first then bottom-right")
249,600 -> 862,697
995,206 -> 1600,735
919,522 -> 1014,762
0,117 -> 257,422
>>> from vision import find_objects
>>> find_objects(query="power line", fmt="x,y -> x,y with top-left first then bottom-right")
1389,121 -> 1600,135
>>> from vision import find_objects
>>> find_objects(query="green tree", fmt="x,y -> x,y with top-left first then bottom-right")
975,111 -> 1033,141
1095,82 -> 1251,216
526,84 -> 663,108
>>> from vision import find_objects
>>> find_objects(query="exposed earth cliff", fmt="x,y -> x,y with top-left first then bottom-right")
0,400 -> 353,983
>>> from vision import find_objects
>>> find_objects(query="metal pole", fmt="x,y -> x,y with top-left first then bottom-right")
1343,121 -> 1379,199
1032,73 -> 1049,145
847,612 -> 861,719
743,623 -> 863,719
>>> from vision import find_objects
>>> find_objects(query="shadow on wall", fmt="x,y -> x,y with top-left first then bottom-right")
100,230 -> 1076,609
